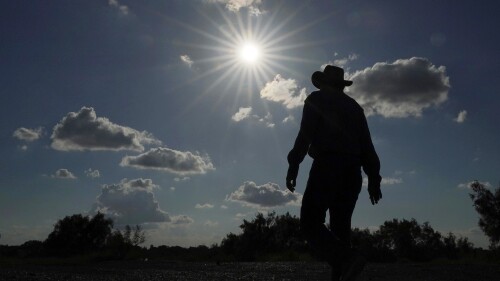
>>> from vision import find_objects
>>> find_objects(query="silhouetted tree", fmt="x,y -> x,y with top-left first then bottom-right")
351,228 -> 396,262
106,224 -> 146,258
376,218 -> 446,261
220,212 -> 307,261
469,181 -> 500,249
44,212 -> 113,256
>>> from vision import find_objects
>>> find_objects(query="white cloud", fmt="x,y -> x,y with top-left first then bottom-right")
205,0 -> 265,16
195,203 -> 214,209
170,186 -> 176,191
454,110 -> 467,123
180,55 -> 194,68
235,212 -> 249,218
346,57 -> 450,118
457,181 -> 492,190
174,176 -> 190,182
220,205 -> 228,209
204,220 -> 219,227
382,177 -> 403,185
282,115 -> 295,123
259,112 -> 275,127
226,181 -> 302,208
13,127 -> 43,142
120,147 -> 215,175
232,108 -> 275,128
322,53 -> 359,69
260,74 -> 308,109
85,168 -> 100,178
51,168 -> 77,179
171,215 -> 194,225
92,178 -> 170,225
51,107 -> 161,152
231,107 -> 252,122
108,0 -> 129,15
363,177 -> 402,187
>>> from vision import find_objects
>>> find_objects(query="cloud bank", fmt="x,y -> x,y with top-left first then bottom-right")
226,181 -> 302,208
347,57 -> 450,118
120,147 -> 215,175
260,74 -> 307,109
51,107 -> 160,152
92,178 -> 170,225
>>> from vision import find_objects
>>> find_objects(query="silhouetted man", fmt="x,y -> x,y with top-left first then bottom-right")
286,65 -> 382,281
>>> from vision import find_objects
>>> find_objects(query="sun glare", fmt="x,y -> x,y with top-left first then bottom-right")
239,42 -> 260,64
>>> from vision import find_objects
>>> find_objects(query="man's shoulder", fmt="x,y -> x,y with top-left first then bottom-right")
342,92 -> 364,112
305,91 -> 321,104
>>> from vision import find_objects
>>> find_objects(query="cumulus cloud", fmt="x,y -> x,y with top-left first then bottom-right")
457,181 -> 492,190
108,0 -> 129,15
226,181 -> 302,208
51,168 -> 77,179
85,168 -> 100,178
454,110 -> 467,123
232,107 -> 252,122
120,147 -> 215,175
92,178 -> 170,225
260,74 -> 308,109
346,57 -> 450,118
51,107 -> 161,152
195,203 -> 214,209
205,0 -> 265,16
13,127 -> 44,142
180,55 -> 194,68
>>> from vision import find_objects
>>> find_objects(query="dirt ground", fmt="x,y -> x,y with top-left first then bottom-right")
1,261 -> 499,281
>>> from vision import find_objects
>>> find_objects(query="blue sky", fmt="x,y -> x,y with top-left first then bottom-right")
1,0 -> 499,248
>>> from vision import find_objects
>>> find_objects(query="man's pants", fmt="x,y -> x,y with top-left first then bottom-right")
300,159 -> 362,268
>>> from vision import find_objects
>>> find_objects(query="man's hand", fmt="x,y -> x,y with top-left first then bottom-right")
286,165 -> 299,193
368,178 -> 382,205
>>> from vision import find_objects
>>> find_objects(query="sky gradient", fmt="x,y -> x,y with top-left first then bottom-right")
1,0 -> 499,248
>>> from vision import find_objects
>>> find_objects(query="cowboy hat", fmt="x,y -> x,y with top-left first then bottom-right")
311,65 -> 353,89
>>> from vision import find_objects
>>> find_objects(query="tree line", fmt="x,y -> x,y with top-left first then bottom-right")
0,181 -> 498,262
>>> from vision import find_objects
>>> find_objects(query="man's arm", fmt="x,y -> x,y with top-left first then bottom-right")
359,113 -> 382,204
286,96 -> 320,192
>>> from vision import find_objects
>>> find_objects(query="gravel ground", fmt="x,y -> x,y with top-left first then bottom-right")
1,261 -> 499,281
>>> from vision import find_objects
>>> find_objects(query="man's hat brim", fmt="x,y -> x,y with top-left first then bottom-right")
311,71 -> 353,89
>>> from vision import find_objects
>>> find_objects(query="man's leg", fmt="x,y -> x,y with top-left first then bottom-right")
329,168 -> 363,280
300,161 -> 350,280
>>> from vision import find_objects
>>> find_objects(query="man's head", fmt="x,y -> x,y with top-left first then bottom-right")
311,65 -> 353,90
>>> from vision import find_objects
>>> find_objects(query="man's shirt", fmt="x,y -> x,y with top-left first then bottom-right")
287,88 -> 381,180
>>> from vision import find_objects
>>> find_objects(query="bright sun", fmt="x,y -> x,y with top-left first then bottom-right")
238,42 -> 260,64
